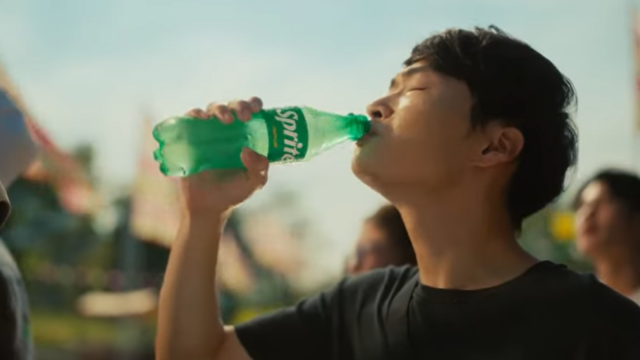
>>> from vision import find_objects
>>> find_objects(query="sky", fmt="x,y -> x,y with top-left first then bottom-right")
0,0 -> 638,275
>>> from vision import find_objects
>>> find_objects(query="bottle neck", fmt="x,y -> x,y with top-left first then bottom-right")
347,114 -> 371,140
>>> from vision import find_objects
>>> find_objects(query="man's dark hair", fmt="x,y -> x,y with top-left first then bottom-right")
574,169 -> 640,215
367,205 -> 417,266
405,26 -> 578,228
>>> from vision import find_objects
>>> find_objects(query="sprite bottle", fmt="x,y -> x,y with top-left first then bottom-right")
153,106 -> 370,176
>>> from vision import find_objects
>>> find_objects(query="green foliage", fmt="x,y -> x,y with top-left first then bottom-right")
519,205 -> 592,273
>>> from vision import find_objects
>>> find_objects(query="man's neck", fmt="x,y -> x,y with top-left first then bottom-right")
595,252 -> 640,297
394,184 -> 537,290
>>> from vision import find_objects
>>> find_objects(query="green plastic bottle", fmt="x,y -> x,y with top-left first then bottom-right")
153,106 -> 370,176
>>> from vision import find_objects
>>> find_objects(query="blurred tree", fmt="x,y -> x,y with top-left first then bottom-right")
1,143 -> 104,310
109,194 -> 169,278
72,144 -> 95,178
518,203 -> 591,273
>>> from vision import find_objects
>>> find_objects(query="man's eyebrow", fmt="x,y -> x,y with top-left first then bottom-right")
389,64 -> 432,89
403,64 -> 432,78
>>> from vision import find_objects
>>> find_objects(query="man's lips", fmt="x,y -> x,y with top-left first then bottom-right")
356,134 -> 371,147
356,124 -> 378,146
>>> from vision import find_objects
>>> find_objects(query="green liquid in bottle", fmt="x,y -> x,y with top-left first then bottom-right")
153,106 -> 370,176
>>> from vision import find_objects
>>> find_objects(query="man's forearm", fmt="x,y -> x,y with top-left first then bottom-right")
156,212 -> 228,360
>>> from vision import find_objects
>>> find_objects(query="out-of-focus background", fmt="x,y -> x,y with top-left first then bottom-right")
0,0 -> 637,358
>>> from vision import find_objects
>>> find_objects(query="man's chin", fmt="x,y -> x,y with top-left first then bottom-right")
351,152 -> 381,189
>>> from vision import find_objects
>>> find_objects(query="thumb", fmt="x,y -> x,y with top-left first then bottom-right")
241,148 -> 269,186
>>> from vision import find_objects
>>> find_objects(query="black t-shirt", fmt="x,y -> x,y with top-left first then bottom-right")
236,262 -> 640,359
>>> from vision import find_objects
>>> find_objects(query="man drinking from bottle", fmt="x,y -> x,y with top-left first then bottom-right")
156,26 -> 640,360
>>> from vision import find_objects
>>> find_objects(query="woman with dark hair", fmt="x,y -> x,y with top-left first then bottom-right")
346,205 -> 416,275
574,169 -> 640,304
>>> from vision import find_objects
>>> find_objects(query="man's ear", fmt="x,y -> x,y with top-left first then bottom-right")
472,124 -> 524,168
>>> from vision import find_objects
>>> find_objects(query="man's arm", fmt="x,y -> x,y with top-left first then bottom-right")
156,97 -> 345,360
156,212 -> 251,360
156,97 -> 274,360
156,207 -> 339,360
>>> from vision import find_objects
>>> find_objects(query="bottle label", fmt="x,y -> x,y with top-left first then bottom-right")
263,107 -> 310,163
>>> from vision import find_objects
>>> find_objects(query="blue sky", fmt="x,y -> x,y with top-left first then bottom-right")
0,0 -> 637,273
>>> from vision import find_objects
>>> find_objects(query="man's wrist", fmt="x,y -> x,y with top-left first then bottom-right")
181,207 -> 231,232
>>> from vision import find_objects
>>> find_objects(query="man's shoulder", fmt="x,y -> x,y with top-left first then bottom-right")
548,264 -> 639,309
343,265 -> 418,290
588,279 -> 640,328
234,266 -> 419,360
573,279 -> 640,351
535,263 -> 640,329
339,265 -> 418,308
524,262 -> 602,300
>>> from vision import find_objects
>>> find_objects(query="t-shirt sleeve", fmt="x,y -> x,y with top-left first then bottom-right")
234,279 -> 344,360
602,307 -> 640,359
583,283 -> 640,359
0,273 -> 18,360
234,266 -> 416,360
585,319 -> 640,359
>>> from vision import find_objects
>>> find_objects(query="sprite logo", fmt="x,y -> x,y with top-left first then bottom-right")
265,107 -> 309,162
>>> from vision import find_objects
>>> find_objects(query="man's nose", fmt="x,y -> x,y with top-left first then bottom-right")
366,97 -> 394,120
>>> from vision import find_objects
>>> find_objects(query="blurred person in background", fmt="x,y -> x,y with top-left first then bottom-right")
574,169 -> 640,305
346,204 -> 416,275
157,26 -> 640,360
0,91 -> 38,359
